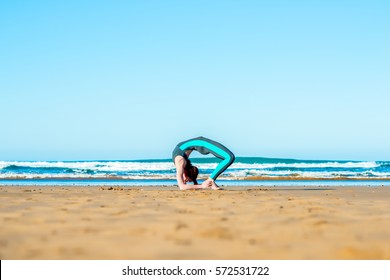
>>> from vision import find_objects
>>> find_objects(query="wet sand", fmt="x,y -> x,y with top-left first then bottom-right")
0,185 -> 389,259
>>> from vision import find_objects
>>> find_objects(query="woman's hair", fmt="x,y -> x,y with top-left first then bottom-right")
184,163 -> 199,185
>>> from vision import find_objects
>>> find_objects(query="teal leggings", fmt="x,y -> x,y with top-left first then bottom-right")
177,137 -> 235,180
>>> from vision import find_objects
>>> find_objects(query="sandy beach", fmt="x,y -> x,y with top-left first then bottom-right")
1,185 -> 389,260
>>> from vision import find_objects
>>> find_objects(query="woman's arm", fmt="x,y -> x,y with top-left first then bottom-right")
174,156 -> 210,190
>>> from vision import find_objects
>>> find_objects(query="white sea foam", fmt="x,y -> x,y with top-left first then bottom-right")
231,161 -> 379,169
0,161 -> 176,171
0,160 -> 389,180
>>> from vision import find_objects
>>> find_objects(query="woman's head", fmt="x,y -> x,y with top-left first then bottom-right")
184,163 -> 199,185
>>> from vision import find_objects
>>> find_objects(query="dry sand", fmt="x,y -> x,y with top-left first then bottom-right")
1,185 -> 389,260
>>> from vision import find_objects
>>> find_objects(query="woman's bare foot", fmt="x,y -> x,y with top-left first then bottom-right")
201,178 -> 213,189
210,179 -> 222,190
201,178 -> 223,190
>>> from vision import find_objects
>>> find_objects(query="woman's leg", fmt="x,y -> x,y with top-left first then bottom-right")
209,149 -> 235,180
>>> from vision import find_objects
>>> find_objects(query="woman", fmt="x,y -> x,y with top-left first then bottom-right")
172,136 -> 235,190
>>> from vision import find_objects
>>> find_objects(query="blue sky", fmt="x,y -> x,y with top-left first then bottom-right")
0,0 -> 389,161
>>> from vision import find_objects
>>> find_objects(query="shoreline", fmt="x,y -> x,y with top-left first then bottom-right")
1,185 -> 389,260
2,178 -> 390,188
1,176 -> 390,181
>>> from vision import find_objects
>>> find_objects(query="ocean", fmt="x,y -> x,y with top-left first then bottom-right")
1,157 -> 390,186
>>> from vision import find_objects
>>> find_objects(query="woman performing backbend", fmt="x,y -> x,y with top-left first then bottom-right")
172,136 -> 235,190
